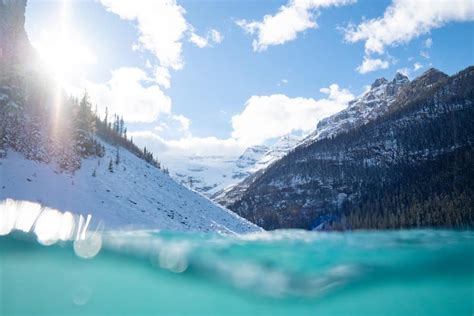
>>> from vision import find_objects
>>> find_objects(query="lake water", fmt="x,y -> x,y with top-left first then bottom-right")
1,229 -> 473,315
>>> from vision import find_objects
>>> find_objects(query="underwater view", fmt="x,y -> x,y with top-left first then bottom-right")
1,226 -> 473,315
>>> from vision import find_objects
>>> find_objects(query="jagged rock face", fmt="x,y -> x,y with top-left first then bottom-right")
300,72 -> 410,146
213,134 -> 301,205
394,68 -> 449,108
226,67 -> 474,230
371,78 -> 388,89
0,0 -> 32,67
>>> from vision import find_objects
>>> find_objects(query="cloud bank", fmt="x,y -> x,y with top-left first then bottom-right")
231,84 -> 353,145
237,0 -> 355,51
345,0 -> 474,73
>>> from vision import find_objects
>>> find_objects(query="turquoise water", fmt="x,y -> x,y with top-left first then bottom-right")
1,229 -> 473,315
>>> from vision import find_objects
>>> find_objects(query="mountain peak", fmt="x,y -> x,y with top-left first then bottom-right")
407,68 -> 448,89
371,77 -> 388,89
419,68 -> 448,81
392,72 -> 410,84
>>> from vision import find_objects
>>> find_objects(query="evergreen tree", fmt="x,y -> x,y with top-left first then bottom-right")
108,159 -> 114,173
0,127 -> 5,158
75,93 -> 96,157
104,107 -> 108,125
115,146 -> 120,165
119,116 -> 124,137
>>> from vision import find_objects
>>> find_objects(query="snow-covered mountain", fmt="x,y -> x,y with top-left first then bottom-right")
210,75 -> 411,206
213,75 -> 411,207
302,72 -> 410,145
168,134 -> 301,197
249,134 -> 302,173
223,67 -> 474,230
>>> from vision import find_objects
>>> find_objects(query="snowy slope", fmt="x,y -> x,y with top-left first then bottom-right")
249,134 -> 301,173
0,143 -> 261,234
168,154 -> 251,198
168,134 -> 301,197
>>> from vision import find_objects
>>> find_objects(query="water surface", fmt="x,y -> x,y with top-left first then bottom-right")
1,229 -> 473,315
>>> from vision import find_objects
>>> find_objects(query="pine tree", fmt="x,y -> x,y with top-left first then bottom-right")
0,129 -> 5,158
108,159 -> 114,173
104,107 -> 108,125
75,93 -> 96,157
115,146 -> 120,165
119,116 -> 124,137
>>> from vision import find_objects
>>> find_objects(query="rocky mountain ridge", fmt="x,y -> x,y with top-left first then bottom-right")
216,71 -> 412,208
303,71 -> 410,145
223,66 -> 474,230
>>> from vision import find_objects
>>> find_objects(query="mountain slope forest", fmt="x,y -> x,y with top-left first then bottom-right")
224,67 -> 474,230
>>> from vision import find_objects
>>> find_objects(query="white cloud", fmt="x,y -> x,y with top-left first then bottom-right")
356,57 -> 390,74
84,67 -> 171,123
131,83 -> 354,162
99,0 -> 223,81
172,114 -> 191,131
93,0 -> 225,137
130,83 -> 354,168
230,84 -> 353,146
189,32 -> 209,48
154,66 -> 171,89
100,0 -> 188,70
130,131 -> 244,159
419,38 -> 433,60
420,51 -> 430,59
209,29 -> 224,44
144,113 -> 192,139
413,62 -> 423,71
424,37 -> 433,48
344,0 -> 474,55
278,79 -> 289,86
395,62 -> 423,78
396,67 -> 411,77
237,0 -> 356,51
189,29 -> 224,48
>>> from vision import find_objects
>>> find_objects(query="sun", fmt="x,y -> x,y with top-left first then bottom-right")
34,30 -> 97,83
32,1 -> 96,84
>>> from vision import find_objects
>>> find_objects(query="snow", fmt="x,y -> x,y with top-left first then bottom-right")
0,143 -> 262,234
167,134 -> 301,198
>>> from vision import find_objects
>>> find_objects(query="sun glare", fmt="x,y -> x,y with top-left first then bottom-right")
34,31 -> 97,82
32,0 -> 96,84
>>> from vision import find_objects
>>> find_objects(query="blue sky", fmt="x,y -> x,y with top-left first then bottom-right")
25,0 -> 474,160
